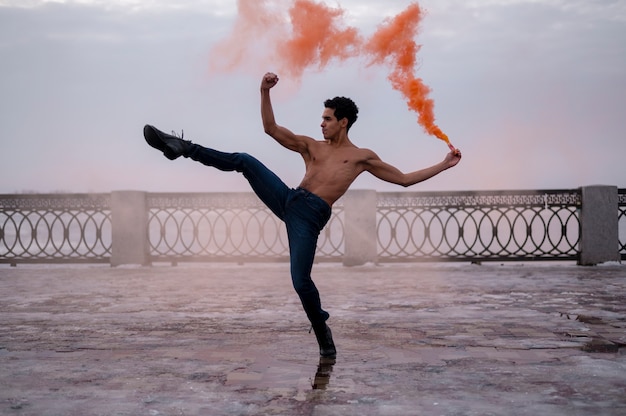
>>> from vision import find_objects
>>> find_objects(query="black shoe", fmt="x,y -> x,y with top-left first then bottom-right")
143,124 -> 191,160
312,323 -> 337,359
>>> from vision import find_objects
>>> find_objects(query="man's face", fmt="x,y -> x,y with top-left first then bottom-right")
320,108 -> 345,140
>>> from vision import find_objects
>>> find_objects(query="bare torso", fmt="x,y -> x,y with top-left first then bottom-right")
297,139 -> 373,206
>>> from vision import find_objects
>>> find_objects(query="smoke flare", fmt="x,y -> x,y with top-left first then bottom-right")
209,0 -> 451,147
365,3 -> 451,147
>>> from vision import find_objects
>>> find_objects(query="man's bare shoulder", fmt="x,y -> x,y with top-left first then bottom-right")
351,146 -> 379,162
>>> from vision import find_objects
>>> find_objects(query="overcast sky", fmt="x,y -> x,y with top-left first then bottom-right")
1,0 -> 624,194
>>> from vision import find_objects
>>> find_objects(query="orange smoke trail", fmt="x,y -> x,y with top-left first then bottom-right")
209,1 -> 451,147
277,0 -> 362,78
365,3 -> 451,147
209,0 -> 361,80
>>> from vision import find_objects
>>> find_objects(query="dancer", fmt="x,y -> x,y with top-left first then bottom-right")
144,72 -> 462,359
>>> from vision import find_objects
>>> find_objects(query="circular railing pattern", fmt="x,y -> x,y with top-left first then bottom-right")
147,193 -> 345,261
0,194 -> 111,262
377,204 -> 580,260
149,207 -> 289,258
376,190 -> 582,261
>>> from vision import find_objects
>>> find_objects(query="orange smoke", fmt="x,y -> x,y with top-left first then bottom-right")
208,1 -> 266,72
365,4 -> 451,147
209,0 -> 451,147
278,0 -> 362,78
208,0 -> 360,79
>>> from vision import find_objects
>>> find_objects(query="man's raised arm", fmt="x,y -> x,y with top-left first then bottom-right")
260,72 -> 311,154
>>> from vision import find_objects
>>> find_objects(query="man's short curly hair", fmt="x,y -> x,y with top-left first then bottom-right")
324,97 -> 359,132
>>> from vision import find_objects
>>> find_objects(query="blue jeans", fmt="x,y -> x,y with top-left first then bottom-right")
186,144 -> 332,326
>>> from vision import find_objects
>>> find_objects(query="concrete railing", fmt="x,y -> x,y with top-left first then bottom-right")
579,186 -> 621,265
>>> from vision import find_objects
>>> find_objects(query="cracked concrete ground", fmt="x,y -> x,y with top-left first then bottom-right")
0,262 -> 625,415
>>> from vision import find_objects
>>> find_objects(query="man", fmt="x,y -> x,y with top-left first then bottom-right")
143,72 -> 462,359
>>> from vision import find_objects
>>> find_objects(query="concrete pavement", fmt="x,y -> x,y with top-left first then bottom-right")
0,262 -> 625,415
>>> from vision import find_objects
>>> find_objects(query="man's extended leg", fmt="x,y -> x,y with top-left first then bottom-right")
143,125 -> 289,219
186,146 -> 291,220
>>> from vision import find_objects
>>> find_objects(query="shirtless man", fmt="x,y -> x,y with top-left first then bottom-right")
143,72 -> 462,359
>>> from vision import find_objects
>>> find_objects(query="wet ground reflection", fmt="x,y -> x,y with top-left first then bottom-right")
312,357 -> 336,390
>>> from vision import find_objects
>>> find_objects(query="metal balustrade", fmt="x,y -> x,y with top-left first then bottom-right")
0,194 -> 111,264
146,193 -> 344,262
1,188 -> 624,265
617,189 -> 626,260
376,190 -> 582,262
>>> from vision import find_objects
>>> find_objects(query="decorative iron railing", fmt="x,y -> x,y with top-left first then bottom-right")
0,193 -> 111,264
376,190 -> 582,262
1,188 -> 624,265
617,189 -> 626,260
146,193 -> 345,263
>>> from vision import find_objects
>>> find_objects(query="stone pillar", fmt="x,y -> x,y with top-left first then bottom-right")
342,190 -> 377,266
578,185 -> 619,265
110,191 -> 149,266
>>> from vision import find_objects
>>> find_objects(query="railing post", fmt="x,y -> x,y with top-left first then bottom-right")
342,189 -> 377,266
579,185 -> 619,265
111,191 -> 150,266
